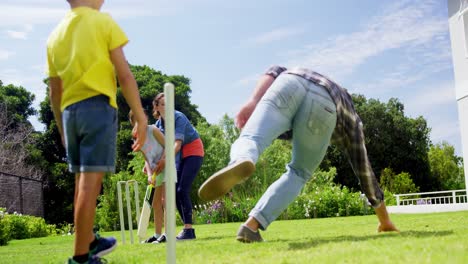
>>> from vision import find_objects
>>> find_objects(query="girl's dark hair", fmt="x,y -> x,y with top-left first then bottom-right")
152,93 -> 165,119
153,93 -> 165,106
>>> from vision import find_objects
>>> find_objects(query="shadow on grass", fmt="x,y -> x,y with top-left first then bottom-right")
196,235 -> 228,241
285,230 -> 454,250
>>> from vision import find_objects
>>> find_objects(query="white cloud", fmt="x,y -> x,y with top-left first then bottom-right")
0,5 -> 66,27
6,30 -> 28,40
0,49 -> 14,60
5,24 -> 33,40
431,119 -> 460,142
0,0 -> 216,28
405,81 -> 457,114
248,27 -> 305,46
0,2 -> 155,28
236,73 -> 260,87
283,0 -> 448,79
0,69 -> 27,87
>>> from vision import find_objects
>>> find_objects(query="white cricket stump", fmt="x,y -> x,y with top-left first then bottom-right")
116,180 -> 140,244
164,83 -> 177,264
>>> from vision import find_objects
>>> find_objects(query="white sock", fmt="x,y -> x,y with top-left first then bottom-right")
154,233 -> 161,239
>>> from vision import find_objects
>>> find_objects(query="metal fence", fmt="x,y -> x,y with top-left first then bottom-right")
0,171 -> 44,217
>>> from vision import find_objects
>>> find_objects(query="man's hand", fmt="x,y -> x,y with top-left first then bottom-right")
377,221 -> 399,233
374,202 -> 399,233
235,100 -> 257,129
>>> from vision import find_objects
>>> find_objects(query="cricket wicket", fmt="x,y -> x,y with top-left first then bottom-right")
117,180 -> 140,244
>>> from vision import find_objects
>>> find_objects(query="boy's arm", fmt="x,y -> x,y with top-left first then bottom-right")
110,46 -> 147,150
49,77 -> 64,146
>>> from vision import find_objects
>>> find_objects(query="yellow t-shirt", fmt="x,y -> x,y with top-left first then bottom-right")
46,7 -> 128,111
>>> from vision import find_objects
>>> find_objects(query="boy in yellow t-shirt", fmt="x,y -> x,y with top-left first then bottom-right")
46,1 -> 147,263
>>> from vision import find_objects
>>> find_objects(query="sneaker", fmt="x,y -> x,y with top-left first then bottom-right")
176,228 -> 196,240
67,255 -> 106,264
89,233 -> 117,258
152,234 -> 167,244
236,225 -> 263,243
198,159 -> 255,201
143,235 -> 159,244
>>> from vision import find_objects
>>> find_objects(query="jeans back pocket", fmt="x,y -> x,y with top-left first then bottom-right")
307,100 -> 337,135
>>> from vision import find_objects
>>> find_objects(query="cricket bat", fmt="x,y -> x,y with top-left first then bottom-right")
137,174 -> 156,242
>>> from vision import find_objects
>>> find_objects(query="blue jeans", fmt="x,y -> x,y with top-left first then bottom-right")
176,155 -> 203,225
230,74 -> 337,230
62,95 -> 117,173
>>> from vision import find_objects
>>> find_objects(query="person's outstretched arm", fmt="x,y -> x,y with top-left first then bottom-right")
110,46 -> 147,151
235,65 -> 287,129
235,74 -> 275,129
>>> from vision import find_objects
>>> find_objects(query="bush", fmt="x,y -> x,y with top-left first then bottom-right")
8,213 -> 30,239
0,208 -> 55,246
384,189 -> 397,206
96,158 -> 148,231
380,168 -> 419,194
193,193 -> 259,224
0,209 -> 11,246
192,184 -> 373,225
283,185 -> 371,220
27,216 -> 50,238
194,200 -> 224,224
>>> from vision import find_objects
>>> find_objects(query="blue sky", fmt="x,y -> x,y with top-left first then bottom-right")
0,0 -> 462,155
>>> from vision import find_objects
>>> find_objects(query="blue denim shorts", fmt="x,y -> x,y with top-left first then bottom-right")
62,95 -> 117,173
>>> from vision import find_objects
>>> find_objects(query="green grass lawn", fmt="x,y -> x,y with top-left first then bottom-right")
1,211 -> 467,264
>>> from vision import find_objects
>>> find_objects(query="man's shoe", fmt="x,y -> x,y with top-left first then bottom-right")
143,235 -> 159,244
198,159 -> 255,201
176,228 -> 196,240
89,233 -> 116,258
236,225 -> 263,243
152,234 -> 167,244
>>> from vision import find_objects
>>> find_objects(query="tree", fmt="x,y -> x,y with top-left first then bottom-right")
0,102 -> 44,178
321,95 -> 433,192
192,115 -> 236,205
36,65 -> 206,223
0,81 -> 36,130
380,168 -> 419,194
115,65 -> 206,171
428,142 -> 465,190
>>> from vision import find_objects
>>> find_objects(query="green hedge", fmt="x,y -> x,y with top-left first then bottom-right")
0,208 -> 57,246
192,184 -> 383,225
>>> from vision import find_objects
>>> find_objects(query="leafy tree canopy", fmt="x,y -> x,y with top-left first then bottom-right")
428,142 -> 465,190
321,95 -> 433,191
0,80 -> 36,128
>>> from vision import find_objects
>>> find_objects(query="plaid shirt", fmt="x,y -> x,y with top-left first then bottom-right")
265,65 -> 383,207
